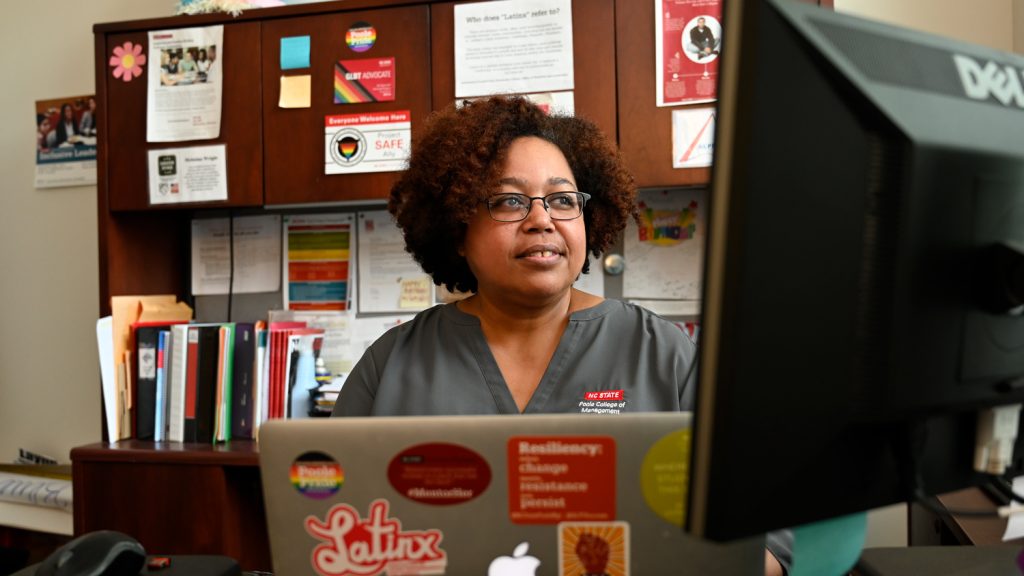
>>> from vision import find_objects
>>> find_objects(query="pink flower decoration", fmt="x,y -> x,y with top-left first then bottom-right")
109,41 -> 147,82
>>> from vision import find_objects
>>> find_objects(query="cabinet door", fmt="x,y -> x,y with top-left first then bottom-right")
262,5 -> 431,205
616,0 -> 832,188
104,22 -> 263,211
615,0 -> 710,188
430,0 -> 617,141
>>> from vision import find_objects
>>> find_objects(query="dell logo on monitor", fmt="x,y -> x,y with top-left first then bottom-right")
952,54 -> 1024,109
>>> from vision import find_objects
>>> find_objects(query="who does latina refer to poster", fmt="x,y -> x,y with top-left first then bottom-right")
35,94 -> 97,188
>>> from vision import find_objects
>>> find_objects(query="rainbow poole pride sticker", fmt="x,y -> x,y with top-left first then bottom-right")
346,22 -> 377,53
291,451 -> 344,500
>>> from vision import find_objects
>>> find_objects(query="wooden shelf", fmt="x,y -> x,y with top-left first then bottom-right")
71,442 -> 269,572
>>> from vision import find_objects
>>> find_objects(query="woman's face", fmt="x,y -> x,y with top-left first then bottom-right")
461,136 -> 587,307
62,105 -> 73,120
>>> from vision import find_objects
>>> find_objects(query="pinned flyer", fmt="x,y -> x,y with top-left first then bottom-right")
148,144 -> 228,205
671,107 -> 715,168
324,111 -> 410,175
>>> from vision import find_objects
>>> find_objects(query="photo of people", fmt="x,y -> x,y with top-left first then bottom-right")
159,44 -> 216,86
34,94 -> 98,187
683,15 -> 722,64
35,95 -> 97,152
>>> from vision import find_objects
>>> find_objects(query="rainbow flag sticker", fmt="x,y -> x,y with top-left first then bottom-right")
291,451 -> 344,500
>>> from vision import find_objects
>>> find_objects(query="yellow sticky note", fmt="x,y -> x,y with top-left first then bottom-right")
399,277 -> 431,309
279,75 -> 311,108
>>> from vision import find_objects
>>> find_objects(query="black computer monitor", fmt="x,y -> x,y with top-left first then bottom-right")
688,0 -> 1024,541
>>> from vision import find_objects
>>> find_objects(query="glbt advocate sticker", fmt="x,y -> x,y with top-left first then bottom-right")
324,110 -> 410,175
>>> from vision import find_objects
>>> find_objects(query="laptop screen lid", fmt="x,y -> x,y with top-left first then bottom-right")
258,412 -> 762,575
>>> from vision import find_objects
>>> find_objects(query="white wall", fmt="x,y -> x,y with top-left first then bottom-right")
835,0 -> 1016,52
1016,0 -> 1024,53
833,0 -> 1021,549
0,1 -> 170,464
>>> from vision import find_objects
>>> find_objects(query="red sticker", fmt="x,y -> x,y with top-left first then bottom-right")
305,499 -> 447,575
388,443 -> 491,506
508,436 -> 616,524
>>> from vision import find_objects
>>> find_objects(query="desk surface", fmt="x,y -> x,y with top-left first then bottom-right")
937,488 -> 1024,546
855,546 -> 1024,576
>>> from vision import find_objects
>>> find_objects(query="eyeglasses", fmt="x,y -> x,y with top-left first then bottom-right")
481,191 -> 591,222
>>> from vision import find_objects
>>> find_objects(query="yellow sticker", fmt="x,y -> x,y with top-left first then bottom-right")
639,428 -> 690,527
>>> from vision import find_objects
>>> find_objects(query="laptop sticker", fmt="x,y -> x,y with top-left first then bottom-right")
579,389 -> 627,414
291,451 -> 344,500
305,499 -> 448,576
487,542 -> 541,576
508,436 -> 616,524
558,521 -> 630,576
639,428 -> 691,526
388,442 -> 492,505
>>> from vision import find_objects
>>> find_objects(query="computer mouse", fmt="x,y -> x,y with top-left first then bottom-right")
35,530 -> 146,576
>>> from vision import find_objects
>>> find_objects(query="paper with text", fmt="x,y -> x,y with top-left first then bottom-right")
191,215 -> 282,295
148,144 -> 228,205
454,0 -> 574,98
356,210 -> 433,314
147,25 -> 223,142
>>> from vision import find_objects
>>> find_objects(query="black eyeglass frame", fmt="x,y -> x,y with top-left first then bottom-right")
480,191 -> 592,222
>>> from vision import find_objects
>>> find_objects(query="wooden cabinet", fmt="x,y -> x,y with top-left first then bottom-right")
102,23 -> 264,211
71,441 -> 270,572
261,5 -> 432,204
429,0 -> 617,138
615,0 -> 833,188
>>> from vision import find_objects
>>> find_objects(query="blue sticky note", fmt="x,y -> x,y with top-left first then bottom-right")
280,36 -> 311,70
788,512 -> 867,576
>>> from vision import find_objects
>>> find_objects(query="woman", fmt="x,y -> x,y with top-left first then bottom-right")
332,96 -> 789,575
53,103 -> 80,147
196,48 -> 211,81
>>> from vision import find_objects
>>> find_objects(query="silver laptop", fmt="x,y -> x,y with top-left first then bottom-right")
259,413 -> 763,575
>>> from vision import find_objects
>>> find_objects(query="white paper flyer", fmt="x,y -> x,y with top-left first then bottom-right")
454,0 -> 574,98
147,25 -> 224,142
147,144 -> 228,205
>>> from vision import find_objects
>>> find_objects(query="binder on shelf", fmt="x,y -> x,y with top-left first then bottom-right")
231,323 -> 257,440
167,324 -> 191,443
132,321 -> 187,440
184,324 -> 222,443
153,330 -> 170,442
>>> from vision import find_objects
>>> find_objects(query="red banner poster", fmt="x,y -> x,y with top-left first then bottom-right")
656,0 -> 722,106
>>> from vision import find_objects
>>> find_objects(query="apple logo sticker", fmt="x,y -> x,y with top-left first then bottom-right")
487,542 -> 540,576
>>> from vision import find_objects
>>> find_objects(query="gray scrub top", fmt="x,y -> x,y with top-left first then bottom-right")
332,299 -> 697,416
331,298 -> 793,572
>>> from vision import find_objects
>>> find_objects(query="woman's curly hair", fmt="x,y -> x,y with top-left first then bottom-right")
388,96 -> 637,293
